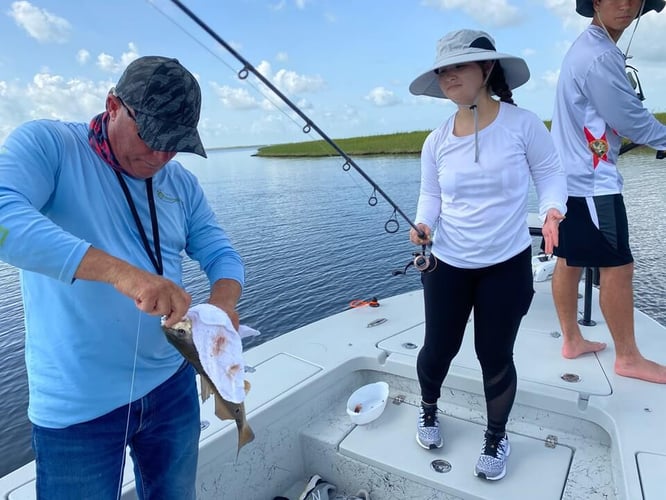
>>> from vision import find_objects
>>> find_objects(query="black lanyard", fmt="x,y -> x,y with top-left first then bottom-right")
114,171 -> 164,276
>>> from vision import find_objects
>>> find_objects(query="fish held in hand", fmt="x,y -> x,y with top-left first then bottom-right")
161,304 -> 256,453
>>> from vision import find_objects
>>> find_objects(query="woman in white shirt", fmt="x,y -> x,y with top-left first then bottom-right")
408,28 -> 567,481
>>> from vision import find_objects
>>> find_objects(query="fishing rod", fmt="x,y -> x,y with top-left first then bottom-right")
166,0 -> 433,272
620,142 -> 641,155
620,141 -> 666,158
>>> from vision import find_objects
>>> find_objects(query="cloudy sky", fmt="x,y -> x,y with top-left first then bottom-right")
1,0 -> 664,149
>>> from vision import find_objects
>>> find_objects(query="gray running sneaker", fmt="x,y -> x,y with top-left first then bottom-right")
474,431 -> 511,480
416,402 -> 443,449
299,475 -> 336,500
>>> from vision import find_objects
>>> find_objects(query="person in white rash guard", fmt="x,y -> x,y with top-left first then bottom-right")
550,0 -> 666,383
408,29 -> 567,481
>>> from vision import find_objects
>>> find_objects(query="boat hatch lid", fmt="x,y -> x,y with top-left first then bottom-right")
378,324 -> 612,396
340,400 -> 571,499
243,353 -> 322,413
637,452 -> 666,499
197,353 -> 322,441
201,352 -> 322,436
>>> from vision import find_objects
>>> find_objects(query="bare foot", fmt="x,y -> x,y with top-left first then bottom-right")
562,338 -> 607,359
615,357 -> 666,384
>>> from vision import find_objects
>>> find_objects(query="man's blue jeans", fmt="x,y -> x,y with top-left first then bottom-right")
32,361 -> 200,500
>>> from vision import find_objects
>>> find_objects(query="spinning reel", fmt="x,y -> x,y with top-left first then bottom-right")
392,245 -> 437,276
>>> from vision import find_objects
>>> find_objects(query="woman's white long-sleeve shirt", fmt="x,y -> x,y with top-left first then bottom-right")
415,102 -> 567,269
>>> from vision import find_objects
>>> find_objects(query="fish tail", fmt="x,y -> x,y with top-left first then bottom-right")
236,419 -> 255,455
200,375 -> 214,403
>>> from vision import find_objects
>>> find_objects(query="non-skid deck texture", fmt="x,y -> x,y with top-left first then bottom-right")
340,400 -> 572,500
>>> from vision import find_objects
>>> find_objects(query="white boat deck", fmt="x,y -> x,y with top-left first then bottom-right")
3,277 -> 666,499
340,402 -> 573,500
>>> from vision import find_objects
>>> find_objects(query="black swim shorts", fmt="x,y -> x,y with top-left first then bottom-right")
553,194 -> 633,268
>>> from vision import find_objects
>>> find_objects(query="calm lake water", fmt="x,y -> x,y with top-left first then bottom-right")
0,147 -> 664,477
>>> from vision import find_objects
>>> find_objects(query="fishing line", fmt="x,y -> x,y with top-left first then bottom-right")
117,311 -> 143,500
623,0 -> 646,58
163,0 -> 426,245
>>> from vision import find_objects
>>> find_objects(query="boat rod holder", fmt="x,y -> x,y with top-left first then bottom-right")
579,267 -> 598,327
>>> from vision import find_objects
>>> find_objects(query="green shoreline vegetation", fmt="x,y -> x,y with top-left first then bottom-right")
254,112 -> 666,158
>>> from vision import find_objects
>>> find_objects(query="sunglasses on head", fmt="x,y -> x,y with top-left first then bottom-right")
626,64 -> 645,101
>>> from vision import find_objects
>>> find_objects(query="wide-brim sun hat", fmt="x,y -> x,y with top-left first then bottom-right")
576,0 -> 665,17
409,29 -> 530,99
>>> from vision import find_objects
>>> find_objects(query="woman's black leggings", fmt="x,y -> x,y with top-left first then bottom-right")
417,246 -> 534,435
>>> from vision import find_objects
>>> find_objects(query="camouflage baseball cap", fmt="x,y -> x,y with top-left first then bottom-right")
114,56 -> 207,157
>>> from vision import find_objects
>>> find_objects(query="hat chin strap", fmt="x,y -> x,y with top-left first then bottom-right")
624,0 -> 646,59
466,61 -> 495,163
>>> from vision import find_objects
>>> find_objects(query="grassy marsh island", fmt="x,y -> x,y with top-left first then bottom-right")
254,131 -> 430,157
255,113 -> 666,157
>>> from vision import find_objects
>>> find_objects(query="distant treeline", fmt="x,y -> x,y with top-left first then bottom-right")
255,113 -> 666,158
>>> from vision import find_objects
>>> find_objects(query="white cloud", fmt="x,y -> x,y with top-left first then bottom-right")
249,61 -> 324,95
25,72 -> 109,120
276,52 -> 288,62
212,83 -> 260,109
365,87 -> 401,107
8,1 -> 71,43
252,60 -> 324,94
77,49 -> 90,65
211,59 -> 325,113
421,0 -> 522,27
96,43 -> 140,73
256,60 -> 272,79
0,44 -> 155,144
97,54 -> 114,72
273,68 -> 324,94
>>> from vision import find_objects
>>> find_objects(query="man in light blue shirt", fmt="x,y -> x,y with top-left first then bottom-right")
0,56 -> 244,499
